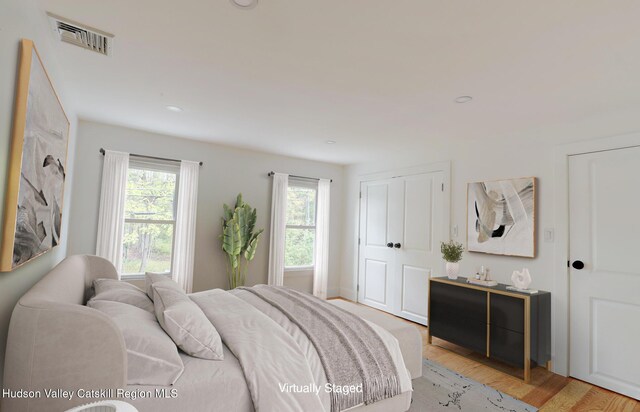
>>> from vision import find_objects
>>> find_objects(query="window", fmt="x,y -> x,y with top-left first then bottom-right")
285,180 -> 317,269
121,160 -> 179,278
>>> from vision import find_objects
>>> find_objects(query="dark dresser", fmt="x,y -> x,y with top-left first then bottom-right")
428,276 -> 551,382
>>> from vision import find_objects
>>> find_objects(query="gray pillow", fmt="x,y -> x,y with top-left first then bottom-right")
88,300 -> 184,385
145,272 -> 174,301
90,278 -> 154,313
152,281 -> 224,360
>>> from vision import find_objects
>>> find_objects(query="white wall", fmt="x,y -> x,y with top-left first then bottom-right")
67,120 -> 344,296
0,0 -> 78,389
340,131 -> 640,374
341,139 -> 556,294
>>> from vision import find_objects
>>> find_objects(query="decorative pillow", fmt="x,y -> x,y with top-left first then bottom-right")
88,300 -> 184,385
90,278 -> 154,313
152,281 -> 224,360
145,272 -> 174,301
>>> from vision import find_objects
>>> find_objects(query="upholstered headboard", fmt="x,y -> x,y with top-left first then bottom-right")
2,255 -> 127,412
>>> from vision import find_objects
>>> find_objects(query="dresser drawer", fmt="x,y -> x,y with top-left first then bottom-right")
430,281 -> 487,323
490,294 -> 524,333
430,315 -> 487,354
489,325 -> 524,367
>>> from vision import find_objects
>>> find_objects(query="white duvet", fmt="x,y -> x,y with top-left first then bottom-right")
190,289 -> 411,412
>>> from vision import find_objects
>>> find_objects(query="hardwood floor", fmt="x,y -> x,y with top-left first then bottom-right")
414,319 -> 639,411
332,298 -> 639,411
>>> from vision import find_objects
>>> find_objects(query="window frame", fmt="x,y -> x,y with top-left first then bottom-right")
284,178 -> 318,271
120,158 -> 180,280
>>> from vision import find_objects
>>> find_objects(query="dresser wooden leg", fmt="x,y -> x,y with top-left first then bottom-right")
524,360 -> 531,383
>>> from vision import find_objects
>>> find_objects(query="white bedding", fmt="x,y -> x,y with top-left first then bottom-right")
128,346 -> 254,412
230,289 -> 412,411
129,288 -> 412,412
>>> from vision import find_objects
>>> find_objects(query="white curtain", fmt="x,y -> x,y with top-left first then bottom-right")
268,173 -> 289,286
96,150 -> 129,276
173,160 -> 200,293
313,179 -> 331,299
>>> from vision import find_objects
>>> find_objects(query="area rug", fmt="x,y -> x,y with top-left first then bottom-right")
409,359 -> 537,411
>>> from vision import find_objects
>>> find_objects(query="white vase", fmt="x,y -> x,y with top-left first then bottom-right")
446,262 -> 459,279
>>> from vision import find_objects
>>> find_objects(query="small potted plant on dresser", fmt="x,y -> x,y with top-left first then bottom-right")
441,240 -> 464,279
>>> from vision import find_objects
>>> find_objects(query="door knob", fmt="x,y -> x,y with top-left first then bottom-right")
386,242 -> 394,248
572,260 -> 585,270
394,243 -> 401,249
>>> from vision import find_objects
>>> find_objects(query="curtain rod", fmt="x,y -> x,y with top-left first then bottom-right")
99,148 -> 203,166
268,171 -> 332,183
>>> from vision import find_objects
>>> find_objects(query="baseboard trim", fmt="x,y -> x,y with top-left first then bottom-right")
339,288 -> 357,301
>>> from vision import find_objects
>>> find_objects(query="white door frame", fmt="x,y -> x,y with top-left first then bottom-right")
554,132 -> 640,377
355,161 -> 451,305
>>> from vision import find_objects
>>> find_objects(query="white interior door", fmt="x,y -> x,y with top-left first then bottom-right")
358,179 -> 397,313
569,146 -> 640,400
358,171 -> 445,325
394,172 -> 444,325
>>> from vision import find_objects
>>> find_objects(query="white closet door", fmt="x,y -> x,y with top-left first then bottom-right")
358,171 -> 445,326
358,179 -> 398,313
569,146 -> 640,400
394,171 -> 444,325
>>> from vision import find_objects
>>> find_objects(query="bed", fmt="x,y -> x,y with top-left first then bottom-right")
2,255 -> 412,412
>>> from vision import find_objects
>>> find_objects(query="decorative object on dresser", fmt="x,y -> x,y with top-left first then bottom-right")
220,193 -> 264,288
467,177 -> 536,258
511,267 -> 532,290
1,39 -> 70,272
468,265 -> 498,286
427,276 -> 550,382
441,240 -> 464,279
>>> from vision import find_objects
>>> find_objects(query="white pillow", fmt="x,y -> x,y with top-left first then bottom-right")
145,272 -> 174,301
88,300 -> 184,385
90,278 -> 154,313
152,281 -> 224,360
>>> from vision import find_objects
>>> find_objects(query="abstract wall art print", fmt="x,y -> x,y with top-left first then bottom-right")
467,177 -> 536,258
0,39 -> 70,271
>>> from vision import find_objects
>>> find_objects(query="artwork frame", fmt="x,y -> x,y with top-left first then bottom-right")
0,39 -> 70,272
466,177 -> 536,258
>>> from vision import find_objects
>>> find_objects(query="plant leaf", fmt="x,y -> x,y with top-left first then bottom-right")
243,229 -> 263,261
223,204 -> 233,222
222,219 -> 242,257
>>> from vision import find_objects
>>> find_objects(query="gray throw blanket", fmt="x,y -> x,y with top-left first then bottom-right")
238,285 -> 401,412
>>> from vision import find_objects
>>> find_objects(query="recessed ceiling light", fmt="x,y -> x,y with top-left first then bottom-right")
165,105 -> 183,112
454,96 -> 473,104
231,0 -> 258,9
326,140 -> 336,144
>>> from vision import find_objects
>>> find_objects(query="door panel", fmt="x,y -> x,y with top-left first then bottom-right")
363,259 -> 388,305
365,184 -> 389,247
358,180 -> 395,313
396,172 -> 443,325
400,265 -> 430,318
569,146 -> 640,400
403,178 -> 432,252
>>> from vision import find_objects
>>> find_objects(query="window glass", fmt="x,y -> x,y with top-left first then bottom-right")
285,182 -> 317,268
286,185 -> 316,226
122,165 -> 177,276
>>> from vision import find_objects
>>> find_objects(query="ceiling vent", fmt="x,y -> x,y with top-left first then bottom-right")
47,13 -> 114,56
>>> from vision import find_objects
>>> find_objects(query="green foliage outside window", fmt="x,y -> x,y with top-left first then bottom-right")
122,168 -> 177,274
285,185 -> 316,268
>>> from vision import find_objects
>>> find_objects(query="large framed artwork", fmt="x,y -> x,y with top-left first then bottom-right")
467,177 -> 536,258
0,39 -> 70,271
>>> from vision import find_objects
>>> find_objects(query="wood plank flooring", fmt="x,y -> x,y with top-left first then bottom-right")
333,298 -> 639,411
417,325 -> 639,411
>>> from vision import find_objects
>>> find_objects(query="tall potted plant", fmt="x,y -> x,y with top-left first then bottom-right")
441,240 -> 464,279
220,194 -> 264,289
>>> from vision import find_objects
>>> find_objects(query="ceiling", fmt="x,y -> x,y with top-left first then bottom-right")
38,0 -> 640,164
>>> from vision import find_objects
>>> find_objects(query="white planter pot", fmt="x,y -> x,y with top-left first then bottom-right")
446,262 -> 459,279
